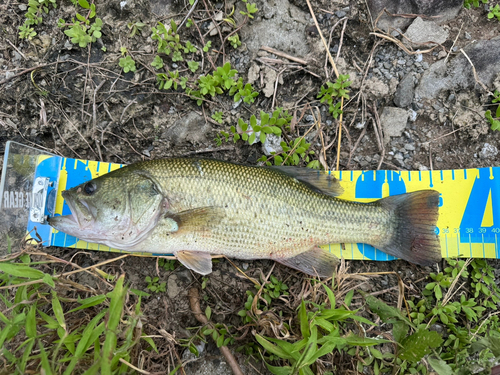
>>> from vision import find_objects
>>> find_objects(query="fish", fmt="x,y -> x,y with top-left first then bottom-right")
48,158 -> 441,277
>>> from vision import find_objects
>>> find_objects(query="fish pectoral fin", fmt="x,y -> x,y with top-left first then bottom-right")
167,207 -> 225,233
176,251 -> 213,275
270,166 -> 343,197
276,246 -> 339,277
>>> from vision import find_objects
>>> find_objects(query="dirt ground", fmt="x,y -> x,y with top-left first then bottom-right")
1,0 -> 500,373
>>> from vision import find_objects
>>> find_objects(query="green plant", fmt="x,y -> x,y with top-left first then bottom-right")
187,60 -> 199,73
119,55 -> 136,73
487,90 -> 500,130
228,34 -> 242,49
240,2 -> 259,18
158,258 -> 177,271
237,274 -> 289,324
464,0 -> 488,8
19,0 -> 57,40
151,55 -> 164,70
151,19 -> 190,62
256,284 -> 386,375
156,70 -> 188,90
127,21 -> 145,37
489,4 -> 500,20
58,0 -> 103,48
0,254 -> 157,373
212,111 -> 224,124
145,276 -> 166,293
317,74 -> 351,119
187,62 -> 258,105
203,41 -> 212,52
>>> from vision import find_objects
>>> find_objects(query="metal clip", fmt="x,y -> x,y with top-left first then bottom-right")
30,177 -> 52,224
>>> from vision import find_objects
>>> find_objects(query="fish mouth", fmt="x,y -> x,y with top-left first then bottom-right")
48,191 -> 93,232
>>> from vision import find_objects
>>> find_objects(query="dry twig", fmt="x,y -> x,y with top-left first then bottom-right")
188,288 -> 244,375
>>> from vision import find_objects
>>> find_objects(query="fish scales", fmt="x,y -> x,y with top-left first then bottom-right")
49,158 -> 441,276
133,159 -> 392,258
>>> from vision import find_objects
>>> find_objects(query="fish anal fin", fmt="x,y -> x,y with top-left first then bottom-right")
276,246 -> 339,277
270,166 -> 343,197
176,251 -> 213,275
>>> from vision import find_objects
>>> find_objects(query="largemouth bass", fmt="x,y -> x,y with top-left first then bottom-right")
48,158 -> 441,277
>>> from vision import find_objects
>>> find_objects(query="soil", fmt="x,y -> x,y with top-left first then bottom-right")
1,0 -> 500,374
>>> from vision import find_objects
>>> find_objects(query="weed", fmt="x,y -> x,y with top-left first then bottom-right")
151,55 -> 164,70
119,54 -> 136,73
158,258 -> 177,271
19,0 -> 57,40
156,70 -> 188,90
256,283 -> 385,374
0,254 -> 157,373
151,19 -> 184,60
187,60 -> 200,73
487,90 -> 500,130
212,111 -> 224,124
203,41 -> 212,52
145,275 -> 166,293
464,0 -> 488,8
58,0 -> 103,48
228,34 -> 242,49
127,20 -> 145,37
240,1 -> 259,19
489,4 -> 500,20
237,273 -> 289,324
317,74 -> 351,119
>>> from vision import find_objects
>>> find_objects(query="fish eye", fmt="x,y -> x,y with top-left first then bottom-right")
83,181 -> 97,196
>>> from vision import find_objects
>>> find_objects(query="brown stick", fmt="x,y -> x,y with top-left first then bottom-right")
259,46 -> 308,65
188,288 -> 244,375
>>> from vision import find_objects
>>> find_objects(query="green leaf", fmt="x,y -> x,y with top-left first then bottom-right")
78,0 -> 90,8
363,293 -> 414,328
428,356 -> 453,375
51,292 -> 66,331
205,305 -> 212,321
249,132 -> 256,144
255,335 -> 294,360
25,304 -> 37,339
0,262 -> 45,279
398,329 -> 443,362
299,300 -> 309,339
344,290 -> 354,307
392,321 -> 409,343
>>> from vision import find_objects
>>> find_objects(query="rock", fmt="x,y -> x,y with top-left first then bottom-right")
405,144 -> 416,151
403,17 -> 449,48
364,76 -> 390,98
366,0 -> 462,32
416,37 -> 500,100
393,73 -> 415,107
262,133 -> 283,155
167,274 -> 181,299
480,143 -> 498,159
161,112 -> 212,146
240,0 -> 310,57
380,107 -> 409,145
262,66 -> 279,97
247,63 -> 260,84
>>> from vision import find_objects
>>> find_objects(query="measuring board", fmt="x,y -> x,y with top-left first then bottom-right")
1,141 -> 499,261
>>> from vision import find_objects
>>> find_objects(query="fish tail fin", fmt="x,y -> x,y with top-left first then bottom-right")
376,190 -> 441,266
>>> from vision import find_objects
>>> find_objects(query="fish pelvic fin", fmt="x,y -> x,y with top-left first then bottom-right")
377,190 -> 441,266
276,246 -> 339,277
176,251 -> 213,275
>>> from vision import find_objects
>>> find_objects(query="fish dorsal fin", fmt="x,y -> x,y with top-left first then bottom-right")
162,207 -> 226,233
270,166 -> 343,197
176,251 -> 213,275
276,246 -> 339,277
